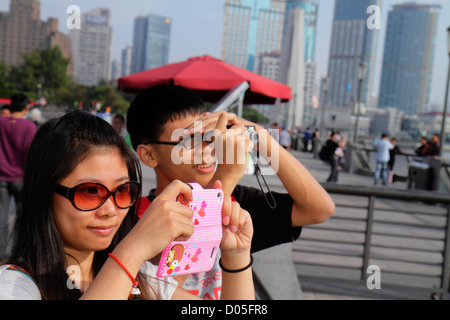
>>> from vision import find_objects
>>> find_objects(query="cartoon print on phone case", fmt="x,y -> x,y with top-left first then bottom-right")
166,244 -> 185,275
157,183 -> 223,278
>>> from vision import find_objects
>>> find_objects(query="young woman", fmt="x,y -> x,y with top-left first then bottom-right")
0,110 -> 254,300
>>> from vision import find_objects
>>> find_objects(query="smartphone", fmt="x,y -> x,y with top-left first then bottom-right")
156,183 -> 224,278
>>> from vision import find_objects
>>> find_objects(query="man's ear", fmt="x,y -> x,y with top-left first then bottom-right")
137,144 -> 158,168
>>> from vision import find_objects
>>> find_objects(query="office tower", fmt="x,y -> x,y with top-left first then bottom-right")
284,0 -> 317,62
378,3 -> 441,115
110,59 -> 122,80
270,6 -> 305,129
0,0 -> 72,72
327,0 -> 379,108
284,0 -> 318,127
221,0 -> 286,73
121,44 -> 133,77
131,14 -> 171,74
70,8 -> 112,86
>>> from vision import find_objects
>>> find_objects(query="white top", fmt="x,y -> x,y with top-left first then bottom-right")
0,265 -> 41,300
0,262 -> 178,300
279,130 -> 292,147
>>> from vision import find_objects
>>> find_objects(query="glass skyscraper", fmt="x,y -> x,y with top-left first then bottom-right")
131,13 -> 171,74
222,0 -> 285,72
327,0 -> 379,108
283,0 -> 318,127
284,0 -> 317,62
378,3 -> 441,115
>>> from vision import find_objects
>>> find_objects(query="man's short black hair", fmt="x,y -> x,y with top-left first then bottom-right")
126,84 -> 206,150
114,114 -> 125,123
10,93 -> 30,112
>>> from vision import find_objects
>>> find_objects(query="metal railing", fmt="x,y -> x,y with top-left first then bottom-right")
293,183 -> 450,298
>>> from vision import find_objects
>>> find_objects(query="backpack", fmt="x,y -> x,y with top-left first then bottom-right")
319,140 -> 336,161
319,145 -> 330,161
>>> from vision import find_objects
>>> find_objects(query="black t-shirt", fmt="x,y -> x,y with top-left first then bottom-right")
146,185 -> 302,254
319,139 -> 338,161
233,185 -> 301,253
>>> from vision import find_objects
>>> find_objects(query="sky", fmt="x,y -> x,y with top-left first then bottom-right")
1,0 -> 449,107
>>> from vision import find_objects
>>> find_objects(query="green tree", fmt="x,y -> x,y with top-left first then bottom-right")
0,62 -> 8,89
227,105 -> 269,124
15,46 -> 71,99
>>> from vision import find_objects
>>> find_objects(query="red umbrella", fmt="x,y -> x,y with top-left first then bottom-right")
117,55 -> 292,104
0,98 -> 11,105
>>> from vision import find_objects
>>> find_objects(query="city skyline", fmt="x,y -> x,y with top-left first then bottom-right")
0,0 -> 449,109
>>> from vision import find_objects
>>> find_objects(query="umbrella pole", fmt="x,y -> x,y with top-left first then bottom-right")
211,81 -> 250,117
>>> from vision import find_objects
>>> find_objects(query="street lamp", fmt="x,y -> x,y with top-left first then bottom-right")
353,62 -> 367,144
439,26 -> 450,157
319,77 -> 329,138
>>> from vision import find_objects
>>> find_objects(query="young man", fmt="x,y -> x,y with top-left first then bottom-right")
127,84 -> 335,299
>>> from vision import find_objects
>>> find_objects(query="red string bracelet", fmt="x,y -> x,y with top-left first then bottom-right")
108,253 -> 141,299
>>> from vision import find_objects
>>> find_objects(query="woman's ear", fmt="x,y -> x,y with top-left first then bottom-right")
137,144 -> 158,168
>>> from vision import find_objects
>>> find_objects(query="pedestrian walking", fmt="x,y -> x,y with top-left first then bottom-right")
388,138 -> 405,183
319,132 -> 346,183
374,133 -> 393,186
279,127 -> 292,150
0,93 -> 36,259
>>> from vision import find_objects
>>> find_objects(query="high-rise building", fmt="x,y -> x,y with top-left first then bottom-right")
283,0 -> 317,62
327,0 -> 379,108
283,0 -> 318,127
69,8 -> 112,86
121,44 -> 133,77
131,13 -> 171,74
272,6 -> 305,129
221,0 -> 286,73
378,3 -> 441,115
0,0 -> 72,72
110,59 -> 122,80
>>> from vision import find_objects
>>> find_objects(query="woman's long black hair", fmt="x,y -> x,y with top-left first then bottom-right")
8,110 -> 144,299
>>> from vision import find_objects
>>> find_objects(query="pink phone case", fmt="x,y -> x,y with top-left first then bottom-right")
156,183 -> 223,278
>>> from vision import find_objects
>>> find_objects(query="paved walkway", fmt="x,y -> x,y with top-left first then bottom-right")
140,149 -> 450,300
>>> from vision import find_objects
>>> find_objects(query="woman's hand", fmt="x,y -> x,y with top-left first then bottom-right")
213,181 -> 255,300
220,194 -> 253,254
125,180 -> 195,263
209,180 -> 253,273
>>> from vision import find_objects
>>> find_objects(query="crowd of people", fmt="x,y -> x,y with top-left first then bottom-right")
0,88 -> 335,300
271,120 -> 442,186
315,130 -> 441,185
236,121 -> 443,187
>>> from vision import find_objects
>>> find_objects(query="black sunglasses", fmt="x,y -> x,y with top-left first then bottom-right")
55,181 -> 140,212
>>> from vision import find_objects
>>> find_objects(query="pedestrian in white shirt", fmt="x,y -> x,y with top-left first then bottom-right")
279,127 -> 292,150
374,133 -> 394,185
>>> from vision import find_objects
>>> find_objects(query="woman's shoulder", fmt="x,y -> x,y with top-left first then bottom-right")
0,265 -> 41,300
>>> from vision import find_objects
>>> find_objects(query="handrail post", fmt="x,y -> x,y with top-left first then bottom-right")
362,195 -> 375,281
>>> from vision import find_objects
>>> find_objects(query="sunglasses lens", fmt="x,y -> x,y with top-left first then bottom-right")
74,183 -> 108,210
114,182 -> 139,209
71,182 -> 139,211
